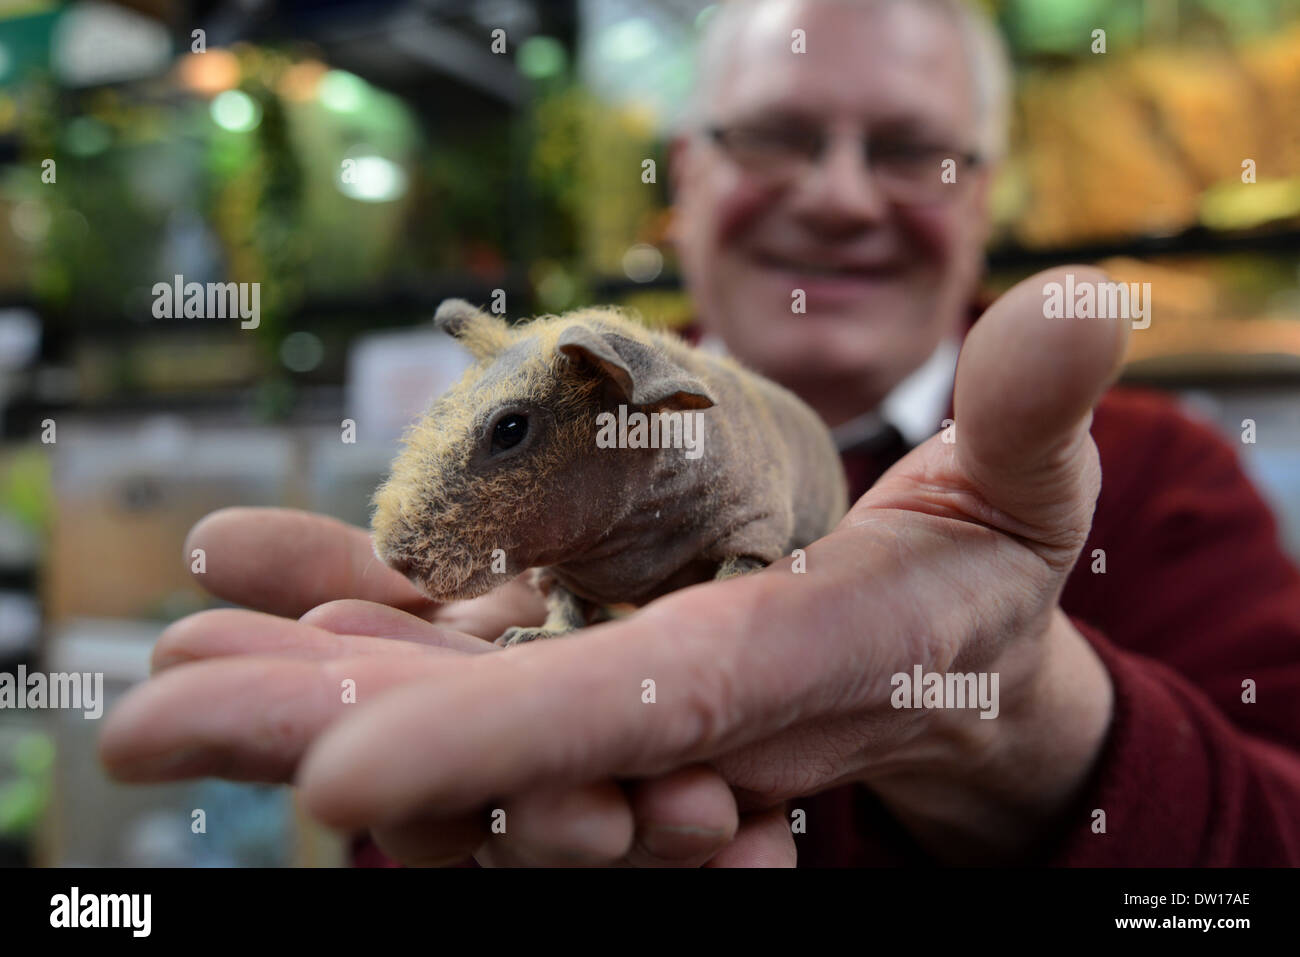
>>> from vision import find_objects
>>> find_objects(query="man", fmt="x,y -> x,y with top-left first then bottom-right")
101,0 -> 1300,866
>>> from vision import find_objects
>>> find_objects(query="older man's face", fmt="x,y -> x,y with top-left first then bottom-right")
671,0 -> 992,417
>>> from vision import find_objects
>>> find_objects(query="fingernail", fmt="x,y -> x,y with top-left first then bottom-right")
636,823 -> 732,861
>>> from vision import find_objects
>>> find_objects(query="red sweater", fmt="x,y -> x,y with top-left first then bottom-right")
799,385 -> 1300,866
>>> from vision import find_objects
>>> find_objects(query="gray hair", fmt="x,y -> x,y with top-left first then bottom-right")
687,0 -> 1011,161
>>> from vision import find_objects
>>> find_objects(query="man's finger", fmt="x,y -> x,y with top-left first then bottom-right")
475,782 -> 636,867
151,607 -> 476,673
481,766 -> 739,868
294,570 -> 850,827
298,600 -> 496,654
370,811 -> 489,867
374,782 -> 642,868
953,265 -> 1128,542
623,764 -> 739,867
101,651 -> 447,783
185,507 -> 546,636
429,580 -> 548,640
704,806 -> 797,868
185,507 -> 435,619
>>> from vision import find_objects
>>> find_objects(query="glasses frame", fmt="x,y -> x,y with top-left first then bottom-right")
704,122 -> 983,203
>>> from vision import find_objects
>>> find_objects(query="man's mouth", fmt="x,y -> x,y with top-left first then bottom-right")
751,250 -> 899,282
746,250 -> 901,310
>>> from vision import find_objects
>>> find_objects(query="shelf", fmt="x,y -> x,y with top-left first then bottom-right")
590,225 -> 1300,298
985,225 -> 1300,271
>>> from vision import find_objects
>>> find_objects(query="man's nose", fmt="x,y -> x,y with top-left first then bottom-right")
789,136 -> 889,231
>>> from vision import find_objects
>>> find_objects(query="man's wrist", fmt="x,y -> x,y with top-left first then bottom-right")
865,608 -> 1115,863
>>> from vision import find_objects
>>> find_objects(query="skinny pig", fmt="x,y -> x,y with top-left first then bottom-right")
372,299 -> 848,646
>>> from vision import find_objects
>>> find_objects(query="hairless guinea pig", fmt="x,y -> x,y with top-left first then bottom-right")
371,298 -> 848,646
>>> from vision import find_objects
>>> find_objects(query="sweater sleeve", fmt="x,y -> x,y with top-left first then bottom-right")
1049,391 -> 1300,865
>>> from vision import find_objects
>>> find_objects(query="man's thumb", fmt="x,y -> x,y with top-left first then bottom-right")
954,265 -> 1130,547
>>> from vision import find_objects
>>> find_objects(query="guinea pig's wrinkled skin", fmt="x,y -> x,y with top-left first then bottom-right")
372,299 -> 847,646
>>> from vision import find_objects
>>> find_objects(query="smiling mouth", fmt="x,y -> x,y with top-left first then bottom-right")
752,251 -> 898,280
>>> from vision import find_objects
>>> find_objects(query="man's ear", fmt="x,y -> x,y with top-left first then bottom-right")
434,299 -> 512,360
557,325 -> 715,410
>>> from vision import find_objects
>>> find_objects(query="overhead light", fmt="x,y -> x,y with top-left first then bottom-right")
337,155 -> 408,203
622,244 -> 663,283
318,70 -> 367,113
176,49 -> 240,96
210,89 -> 261,132
279,60 -> 327,102
518,36 -> 566,79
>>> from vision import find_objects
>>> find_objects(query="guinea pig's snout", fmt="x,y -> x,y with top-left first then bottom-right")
377,543 -> 415,577
371,497 -> 425,575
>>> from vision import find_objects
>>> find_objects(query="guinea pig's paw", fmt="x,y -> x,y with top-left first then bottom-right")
715,555 -> 768,580
496,626 -> 564,647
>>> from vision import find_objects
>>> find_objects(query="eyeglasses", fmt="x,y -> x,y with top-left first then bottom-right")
705,121 -> 982,205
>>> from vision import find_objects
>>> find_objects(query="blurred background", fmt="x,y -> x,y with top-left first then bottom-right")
0,0 -> 1297,866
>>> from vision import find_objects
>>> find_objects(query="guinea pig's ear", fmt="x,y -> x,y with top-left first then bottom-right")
557,325 -> 715,410
434,299 -> 511,360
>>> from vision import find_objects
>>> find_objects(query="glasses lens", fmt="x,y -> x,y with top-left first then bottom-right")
713,124 -> 974,202
873,143 -> 969,202
715,123 -> 820,176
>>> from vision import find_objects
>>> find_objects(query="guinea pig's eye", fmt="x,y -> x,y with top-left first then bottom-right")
490,413 -> 529,454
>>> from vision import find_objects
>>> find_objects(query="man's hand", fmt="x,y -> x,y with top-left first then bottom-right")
102,265 -> 1125,865
288,265 -> 1125,864
101,509 -> 793,866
